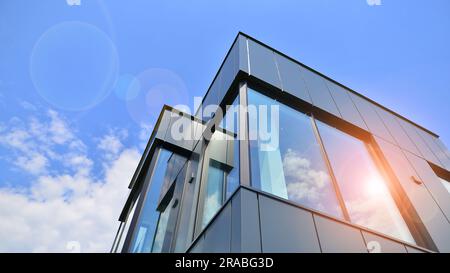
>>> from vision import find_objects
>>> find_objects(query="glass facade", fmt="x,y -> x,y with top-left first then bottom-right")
247,89 -> 343,219
129,149 -> 172,253
316,121 -> 415,244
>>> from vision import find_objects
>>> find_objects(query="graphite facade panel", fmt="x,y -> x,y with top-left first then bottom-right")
361,231 -> 407,253
404,151 -> 450,221
258,195 -> 321,253
231,189 -> 261,253
374,136 -> 450,252
349,92 -> 396,144
374,106 -> 422,157
397,118 -> 443,168
274,53 -> 312,104
299,65 -> 341,117
247,39 -> 282,89
313,215 -> 368,253
326,81 -> 368,130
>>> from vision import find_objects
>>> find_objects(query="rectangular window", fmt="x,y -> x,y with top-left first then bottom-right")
197,95 -> 241,232
315,120 -> 415,244
129,149 -> 172,253
247,89 -> 344,219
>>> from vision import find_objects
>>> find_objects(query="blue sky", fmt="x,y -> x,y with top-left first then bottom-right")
0,0 -> 449,252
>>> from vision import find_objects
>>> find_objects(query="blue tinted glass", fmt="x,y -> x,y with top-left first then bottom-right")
247,89 -> 343,219
130,149 -> 172,253
201,162 -> 224,228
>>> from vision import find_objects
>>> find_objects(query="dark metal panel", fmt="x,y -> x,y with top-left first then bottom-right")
348,93 -> 396,144
404,151 -> 450,221
374,106 -> 422,156
231,188 -> 261,253
416,129 -> 450,170
435,138 -> 450,163
202,202 -> 232,253
397,118 -> 443,168
258,195 -> 320,253
362,231 -> 407,253
326,81 -> 368,131
313,215 -> 367,253
299,66 -> 341,117
374,136 -> 450,252
274,53 -> 311,104
247,40 -> 282,89
237,35 -> 249,73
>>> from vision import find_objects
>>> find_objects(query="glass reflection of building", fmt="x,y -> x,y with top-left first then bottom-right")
111,33 -> 450,253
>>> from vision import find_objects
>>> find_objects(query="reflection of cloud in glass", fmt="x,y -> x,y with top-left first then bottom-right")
282,149 -> 330,209
341,174 -> 415,244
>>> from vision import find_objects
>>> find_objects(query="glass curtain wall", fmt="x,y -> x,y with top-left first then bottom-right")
247,87 -> 416,244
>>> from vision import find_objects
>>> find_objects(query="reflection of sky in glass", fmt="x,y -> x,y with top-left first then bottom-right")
130,149 -> 172,253
317,121 -> 416,244
248,89 -> 343,219
151,200 -> 172,253
201,162 -> 224,228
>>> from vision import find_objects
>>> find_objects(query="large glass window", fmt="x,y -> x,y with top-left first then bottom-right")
247,89 -> 343,219
196,96 -> 241,232
129,149 -> 172,253
316,121 -> 415,244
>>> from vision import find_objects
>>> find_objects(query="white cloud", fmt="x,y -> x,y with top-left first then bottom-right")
0,109 -> 141,252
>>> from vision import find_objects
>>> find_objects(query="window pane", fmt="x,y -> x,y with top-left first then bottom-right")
151,199 -> 173,253
130,149 -> 172,253
317,121 -> 415,244
221,95 -> 240,199
247,89 -> 343,219
201,161 -> 225,228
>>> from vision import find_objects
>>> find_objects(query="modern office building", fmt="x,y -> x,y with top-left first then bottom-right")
111,33 -> 450,253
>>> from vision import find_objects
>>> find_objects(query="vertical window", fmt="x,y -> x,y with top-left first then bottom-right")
151,198 -> 173,253
201,161 -> 225,228
129,149 -> 172,253
316,121 -> 415,244
197,95 -> 240,232
247,89 -> 343,219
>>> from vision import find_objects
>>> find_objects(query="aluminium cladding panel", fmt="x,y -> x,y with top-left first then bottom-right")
196,36 -> 247,121
201,202 -> 232,253
258,195 -> 321,253
298,65 -> 341,117
348,93 -> 396,144
247,39 -> 282,89
435,138 -> 450,164
361,231 -> 407,253
396,118 -> 443,168
313,215 -> 368,253
374,136 -> 450,252
274,53 -> 312,104
404,151 -> 450,221
231,188 -> 261,253
415,128 -> 450,170
326,81 -> 368,131
373,105 -> 422,157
